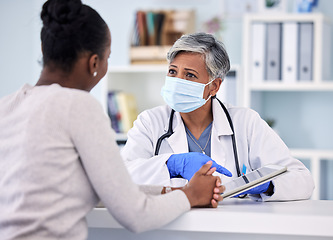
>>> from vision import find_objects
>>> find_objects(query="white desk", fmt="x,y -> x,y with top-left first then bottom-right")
87,198 -> 333,240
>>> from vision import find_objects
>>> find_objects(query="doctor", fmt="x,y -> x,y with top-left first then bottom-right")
122,32 -> 315,201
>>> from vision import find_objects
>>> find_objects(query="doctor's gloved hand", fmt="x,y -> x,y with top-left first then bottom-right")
234,181 -> 271,197
166,152 -> 232,181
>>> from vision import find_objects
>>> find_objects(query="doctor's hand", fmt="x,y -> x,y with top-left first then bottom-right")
167,152 -> 232,181
182,161 -> 225,208
234,181 -> 271,197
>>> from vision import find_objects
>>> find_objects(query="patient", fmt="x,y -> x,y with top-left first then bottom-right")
0,1 -> 224,239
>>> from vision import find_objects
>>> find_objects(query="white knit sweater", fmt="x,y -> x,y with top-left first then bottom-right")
0,84 -> 190,240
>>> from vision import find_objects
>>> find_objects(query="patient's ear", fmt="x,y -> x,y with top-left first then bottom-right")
88,54 -> 99,75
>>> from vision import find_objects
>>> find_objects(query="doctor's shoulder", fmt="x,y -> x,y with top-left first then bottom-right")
136,105 -> 171,126
226,105 -> 266,128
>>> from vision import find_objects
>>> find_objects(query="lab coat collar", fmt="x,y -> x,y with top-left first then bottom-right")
163,99 -> 233,154
212,98 -> 233,136
162,100 -> 233,135
166,110 -> 188,153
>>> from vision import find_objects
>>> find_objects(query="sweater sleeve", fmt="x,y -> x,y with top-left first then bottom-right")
121,110 -> 172,185
68,93 -> 190,233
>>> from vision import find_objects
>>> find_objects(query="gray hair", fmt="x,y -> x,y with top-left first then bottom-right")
167,32 -> 230,80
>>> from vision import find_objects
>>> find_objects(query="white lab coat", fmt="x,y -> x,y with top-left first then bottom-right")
121,99 -> 314,201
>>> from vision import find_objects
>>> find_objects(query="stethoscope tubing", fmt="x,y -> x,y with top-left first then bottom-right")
154,98 -> 242,178
154,109 -> 175,156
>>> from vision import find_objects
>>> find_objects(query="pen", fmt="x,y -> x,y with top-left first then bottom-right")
242,164 -> 247,175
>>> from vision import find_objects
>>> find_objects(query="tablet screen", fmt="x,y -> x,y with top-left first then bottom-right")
221,165 -> 287,198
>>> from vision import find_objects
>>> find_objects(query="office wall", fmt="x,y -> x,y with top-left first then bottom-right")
2,0 -> 332,99
2,0 -> 333,100
0,0 -> 241,100
1,0 -> 333,151
0,0 -> 42,98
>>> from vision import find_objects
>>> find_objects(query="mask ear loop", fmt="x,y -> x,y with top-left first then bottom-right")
204,94 -> 212,103
205,78 -> 215,86
204,78 -> 215,101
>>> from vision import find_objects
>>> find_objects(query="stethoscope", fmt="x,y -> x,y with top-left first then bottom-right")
154,97 -> 243,178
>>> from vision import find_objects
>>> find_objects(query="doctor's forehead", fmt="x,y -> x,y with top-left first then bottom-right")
170,52 -> 207,71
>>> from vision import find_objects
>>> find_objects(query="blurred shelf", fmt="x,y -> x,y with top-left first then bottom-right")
249,82 -> 333,91
290,149 -> 333,159
109,65 -> 168,73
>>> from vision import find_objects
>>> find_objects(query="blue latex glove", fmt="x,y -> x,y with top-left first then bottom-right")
166,152 -> 232,180
234,181 -> 271,197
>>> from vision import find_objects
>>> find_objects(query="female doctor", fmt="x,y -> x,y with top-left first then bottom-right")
122,32 -> 315,201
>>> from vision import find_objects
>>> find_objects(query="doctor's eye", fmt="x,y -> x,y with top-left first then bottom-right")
168,69 -> 177,75
186,72 -> 197,79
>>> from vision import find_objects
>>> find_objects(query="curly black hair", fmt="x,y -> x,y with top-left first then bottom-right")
40,0 -> 109,72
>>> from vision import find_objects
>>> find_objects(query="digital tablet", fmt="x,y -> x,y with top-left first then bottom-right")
221,164 -> 287,198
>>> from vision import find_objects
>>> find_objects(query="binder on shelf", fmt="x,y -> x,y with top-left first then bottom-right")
116,92 -> 138,133
107,91 -> 121,133
130,9 -> 195,64
155,12 -> 165,46
136,11 -> 148,46
322,23 -> 331,81
250,22 -> 266,83
298,22 -> 313,81
146,11 -> 156,46
217,70 -> 237,106
265,23 -> 282,81
107,91 -> 138,133
282,22 -> 299,83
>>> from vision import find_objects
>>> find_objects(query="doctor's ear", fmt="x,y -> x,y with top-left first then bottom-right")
209,78 -> 222,96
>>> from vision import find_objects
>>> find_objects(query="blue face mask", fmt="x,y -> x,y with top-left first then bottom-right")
161,76 -> 213,113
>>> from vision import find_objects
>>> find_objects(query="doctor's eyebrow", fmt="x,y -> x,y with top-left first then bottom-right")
184,68 -> 199,75
169,64 -> 178,69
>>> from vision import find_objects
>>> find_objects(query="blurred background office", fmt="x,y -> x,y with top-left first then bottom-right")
1,0 -> 333,200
